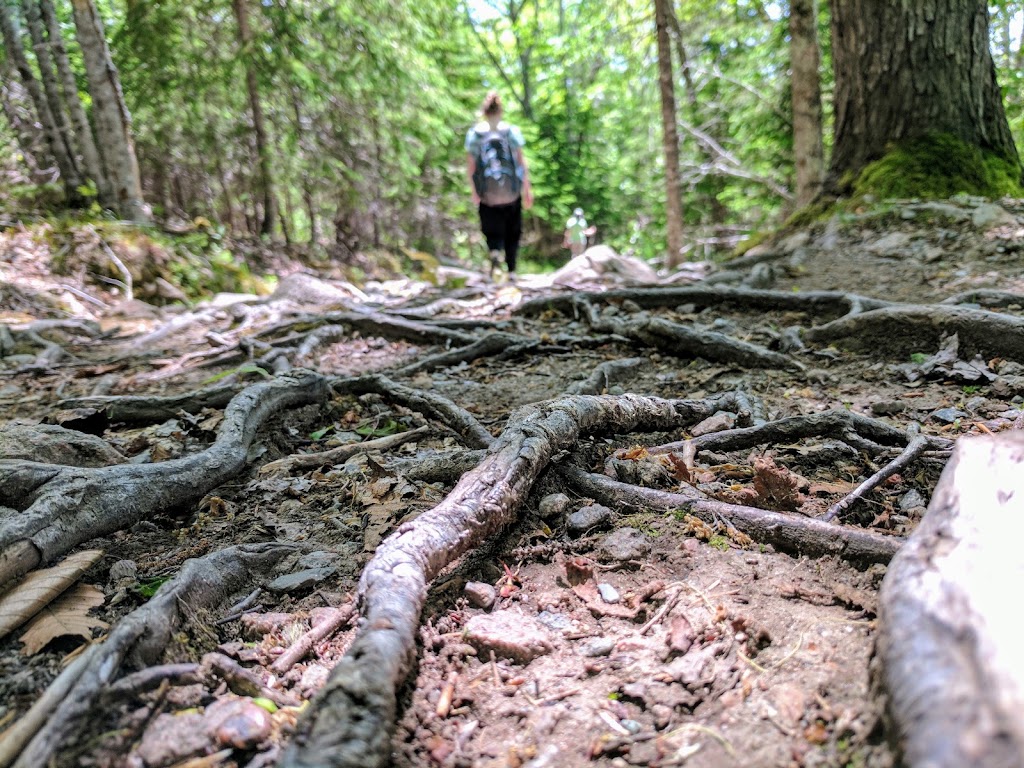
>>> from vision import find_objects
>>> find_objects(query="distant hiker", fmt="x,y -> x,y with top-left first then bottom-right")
563,207 -> 596,258
466,91 -> 533,282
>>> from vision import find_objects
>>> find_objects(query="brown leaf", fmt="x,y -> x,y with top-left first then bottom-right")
0,550 -> 104,640
19,583 -> 108,655
752,456 -> 807,512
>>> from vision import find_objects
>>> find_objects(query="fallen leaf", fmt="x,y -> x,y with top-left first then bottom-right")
19,583 -> 108,655
0,549 -> 104,640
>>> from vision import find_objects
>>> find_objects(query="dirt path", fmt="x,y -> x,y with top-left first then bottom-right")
1,197 -> 1023,768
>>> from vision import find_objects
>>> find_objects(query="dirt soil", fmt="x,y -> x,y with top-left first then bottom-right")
2,195 -> 1023,768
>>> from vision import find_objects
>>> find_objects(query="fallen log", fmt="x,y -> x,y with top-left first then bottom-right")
874,432 -> 1024,766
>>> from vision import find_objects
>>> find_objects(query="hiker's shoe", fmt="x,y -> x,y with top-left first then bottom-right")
488,250 -> 503,280
508,272 -> 518,285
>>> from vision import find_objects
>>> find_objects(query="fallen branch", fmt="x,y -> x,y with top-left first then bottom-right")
55,384 -> 240,426
874,433 -> 1024,766
823,427 -> 929,521
281,392 -> 742,767
561,467 -> 901,567
0,543 -> 296,768
270,602 -> 357,675
0,372 -> 329,586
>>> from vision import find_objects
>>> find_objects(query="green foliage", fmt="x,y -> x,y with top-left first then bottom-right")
852,134 -> 1023,201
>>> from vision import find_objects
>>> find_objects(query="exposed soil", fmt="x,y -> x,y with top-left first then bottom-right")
2,195 -> 1023,768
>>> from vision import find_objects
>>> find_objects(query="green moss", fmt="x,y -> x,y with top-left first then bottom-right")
852,133 -> 1023,200
782,197 -> 837,230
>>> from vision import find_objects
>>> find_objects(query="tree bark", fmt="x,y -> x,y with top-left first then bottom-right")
789,0 -> 824,206
37,0 -> 109,203
20,0 -> 80,184
232,0 -> 277,237
0,1 -> 79,196
829,0 -> 1020,184
69,0 -> 149,222
654,0 -> 685,267
874,432 -> 1024,766
0,53 -> 47,176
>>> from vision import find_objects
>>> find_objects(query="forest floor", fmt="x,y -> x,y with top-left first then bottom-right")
2,194 -> 1024,768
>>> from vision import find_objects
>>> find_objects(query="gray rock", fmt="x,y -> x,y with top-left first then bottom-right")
266,566 -> 336,594
567,503 -> 615,535
597,527 -> 652,563
0,424 -> 125,467
690,411 -> 736,437
866,232 -> 911,255
579,636 -> 616,657
298,550 -> 340,570
536,610 -> 574,632
597,583 -> 621,604
972,203 -> 1017,230
538,493 -> 571,519
464,581 -> 496,610
899,489 -> 927,512
463,610 -> 553,663
929,407 -> 967,425
871,400 -> 906,415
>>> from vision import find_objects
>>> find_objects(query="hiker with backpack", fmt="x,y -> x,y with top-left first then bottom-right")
563,207 -> 596,258
465,91 -> 533,282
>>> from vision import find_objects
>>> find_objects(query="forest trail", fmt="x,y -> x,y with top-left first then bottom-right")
2,195 -> 1024,768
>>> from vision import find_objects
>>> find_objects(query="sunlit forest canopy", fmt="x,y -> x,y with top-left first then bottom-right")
2,0 -> 1024,266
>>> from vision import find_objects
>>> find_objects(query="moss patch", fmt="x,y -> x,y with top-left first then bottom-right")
852,134 -> 1022,200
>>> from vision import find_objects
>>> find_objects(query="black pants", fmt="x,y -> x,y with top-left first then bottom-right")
478,198 -> 522,272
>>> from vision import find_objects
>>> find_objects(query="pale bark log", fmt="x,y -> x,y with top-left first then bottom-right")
69,0 -> 148,222
874,433 -> 1024,766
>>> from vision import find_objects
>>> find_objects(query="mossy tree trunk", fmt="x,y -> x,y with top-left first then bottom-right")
790,0 -> 824,206
828,0 -> 1020,188
653,0 -> 685,267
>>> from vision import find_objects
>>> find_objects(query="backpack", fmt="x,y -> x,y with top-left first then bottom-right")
472,126 -> 522,206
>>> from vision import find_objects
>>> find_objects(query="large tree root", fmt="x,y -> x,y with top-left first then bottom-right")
873,432 -> 1024,766
0,542 -> 296,768
0,371 -> 329,586
806,305 -> 1024,360
560,467 -> 900,566
516,286 -> 891,319
280,391 -> 747,767
258,310 -> 479,348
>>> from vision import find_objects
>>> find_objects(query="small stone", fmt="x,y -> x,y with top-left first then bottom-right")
536,609 -> 574,632
538,493 -> 571,519
651,703 -> 673,730
579,637 -> 616,657
463,610 -> 553,663
464,581 -> 496,610
597,583 -> 621,604
689,411 -> 736,437
620,719 -> 643,735
870,400 -> 906,415
266,566 -> 336,594
929,407 -> 967,424
667,615 -> 695,656
596,528 -> 652,563
298,550 -> 340,570
899,489 -> 926,512
206,698 -> 274,749
567,504 -> 615,535
972,202 -> 1017,230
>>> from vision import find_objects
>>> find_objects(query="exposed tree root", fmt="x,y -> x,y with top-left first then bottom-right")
567,357 -> 648,395
940,289 -> 1024,308
873,433 -> 1024,766
0,372 -> 329,586
516,286 -> 890,320
281,391 -> 748,768
391,331 -> 529,376
259,425 -> 430,475
560,467 -> 900,566
806,305 -> 1024,360
332,374 -> 494,449
258,310 -> 478,348
55,383 -> 239,427
0,543 -> 296,768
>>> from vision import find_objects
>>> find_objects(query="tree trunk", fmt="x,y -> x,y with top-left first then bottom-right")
789,0 -> 824,206
0,52 -> 46,176
38,0 -> 110,203
829,0 -> 1019,184
0,1 -> 79,197
231,0 -> 277,238
69,0 -> 149,223
20,0 -> 81,184
653,0 -> 685,267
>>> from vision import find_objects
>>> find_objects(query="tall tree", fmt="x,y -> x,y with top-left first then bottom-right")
0,0 -> 79,197
829,0 -> 1020,186
231,0 -> 277,237
789,0 -> 823,206
38,0 -> 109,202
69,0 -> 148,222
653,0 -> 684,266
